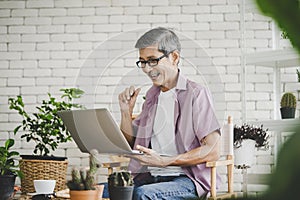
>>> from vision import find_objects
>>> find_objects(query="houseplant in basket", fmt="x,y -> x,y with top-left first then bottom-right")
280,92 -> 297,119
0,138 -> 22,200
234,124 -> 269,167
108,171 -> 134,200
8,88 -> 84,194
67,151 -> 103,200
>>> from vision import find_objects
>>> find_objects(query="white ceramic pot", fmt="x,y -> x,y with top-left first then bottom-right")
234,139 -> 256,167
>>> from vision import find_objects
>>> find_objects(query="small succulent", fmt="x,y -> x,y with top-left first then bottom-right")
234,124 -> 269,149
67,152 -> 98,190
280,92 -> 296,108
108,171 -> 134,187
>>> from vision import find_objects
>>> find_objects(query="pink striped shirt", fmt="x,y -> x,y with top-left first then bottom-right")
129,73 -> 221,196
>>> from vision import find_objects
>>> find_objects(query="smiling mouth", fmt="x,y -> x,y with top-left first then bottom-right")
149,71 -> 160,80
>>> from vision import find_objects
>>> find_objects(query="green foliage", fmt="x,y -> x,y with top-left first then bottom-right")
108,171 -> 134,187
280,92 -> 296,108
8,88 -> 84,156
297,69 -> 300,82
255,0 -> 300,54
67,152 -> 98,190
234,124 -> 269,149
0,139 -> 22,177
280,30 -> 289,39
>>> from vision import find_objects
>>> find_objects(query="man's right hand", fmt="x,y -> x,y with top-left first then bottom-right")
118,86 -> 141,114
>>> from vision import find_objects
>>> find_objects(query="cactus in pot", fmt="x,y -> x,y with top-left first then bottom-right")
108,171 -> 134,187
281,92 -> 297,109
67,151 -> 104,200
108,171 -> 134,200
67,152 -> 98,190
280,92 -> 297,119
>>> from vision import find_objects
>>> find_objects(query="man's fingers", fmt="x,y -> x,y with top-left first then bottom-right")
125,88 -> 131,100
129,86 -> 135,97
136,145 -> 154,154
133,88 -> 141,98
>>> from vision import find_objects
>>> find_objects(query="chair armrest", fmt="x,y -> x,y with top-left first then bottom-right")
206,158 -> 234,167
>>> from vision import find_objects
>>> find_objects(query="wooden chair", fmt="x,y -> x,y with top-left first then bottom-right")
206,116 -> 236,200
101,115 -> 236,200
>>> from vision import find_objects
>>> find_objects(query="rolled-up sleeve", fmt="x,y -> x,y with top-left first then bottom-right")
192,87 -> 220,141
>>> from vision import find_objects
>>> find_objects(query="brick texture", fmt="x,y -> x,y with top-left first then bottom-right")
0,0 -> 296,194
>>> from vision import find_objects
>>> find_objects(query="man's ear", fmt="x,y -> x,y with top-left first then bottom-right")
171,51 -> 180,66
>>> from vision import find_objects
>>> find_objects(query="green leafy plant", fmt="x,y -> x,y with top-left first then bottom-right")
108,171 -> 134,187
8,88 -> 84,156
280,92 -> 296,108
255,0 -> 300,55
0,139 -> 22,177
234,124 -> 269,149
67,152 -> 98,190
297,69 -> 300,82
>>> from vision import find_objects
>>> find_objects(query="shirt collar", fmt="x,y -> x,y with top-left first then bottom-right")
175,72 -> 187,91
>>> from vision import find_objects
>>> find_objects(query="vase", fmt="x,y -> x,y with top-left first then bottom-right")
234,139 -> 256,167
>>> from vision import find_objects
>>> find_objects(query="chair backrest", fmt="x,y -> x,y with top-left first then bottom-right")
219,116 -> 234,157
206,116 -> 236,200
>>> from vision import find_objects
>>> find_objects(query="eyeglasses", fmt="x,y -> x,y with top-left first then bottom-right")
136,54 -> 168,68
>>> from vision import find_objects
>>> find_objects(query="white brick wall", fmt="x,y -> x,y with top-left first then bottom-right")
0,0 -> 298,195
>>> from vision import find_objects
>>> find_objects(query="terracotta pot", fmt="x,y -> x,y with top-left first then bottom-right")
69,185 -> 104,200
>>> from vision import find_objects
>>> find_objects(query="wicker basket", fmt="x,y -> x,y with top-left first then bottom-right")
19,159 -> 68,194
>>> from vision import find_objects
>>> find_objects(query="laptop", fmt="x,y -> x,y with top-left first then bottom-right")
57,108 -> 141,155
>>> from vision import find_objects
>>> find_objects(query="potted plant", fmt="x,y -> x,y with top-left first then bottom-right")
0,138 -> 22,200
8,88 -> 84,194
67,151 -> 103,200
280,92 -> 297,119
234,124 -> 269,167
108,171 -> 134,200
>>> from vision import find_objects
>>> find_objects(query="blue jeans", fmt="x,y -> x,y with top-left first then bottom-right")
132,173 -> 201,200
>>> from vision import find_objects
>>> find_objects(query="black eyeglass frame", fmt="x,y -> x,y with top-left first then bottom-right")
136,53 -> 169,68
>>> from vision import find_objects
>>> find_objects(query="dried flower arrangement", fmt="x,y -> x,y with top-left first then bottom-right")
234,124 -> 269,149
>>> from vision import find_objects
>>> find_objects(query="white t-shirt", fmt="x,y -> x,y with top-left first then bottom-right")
149,88 -> 184,176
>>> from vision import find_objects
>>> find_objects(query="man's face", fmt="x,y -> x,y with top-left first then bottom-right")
138,45 -> 178,90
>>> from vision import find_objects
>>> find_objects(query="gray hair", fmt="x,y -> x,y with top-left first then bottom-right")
135,27 -> 181,55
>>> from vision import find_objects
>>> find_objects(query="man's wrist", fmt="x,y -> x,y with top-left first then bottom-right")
121,109 -> 132,118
